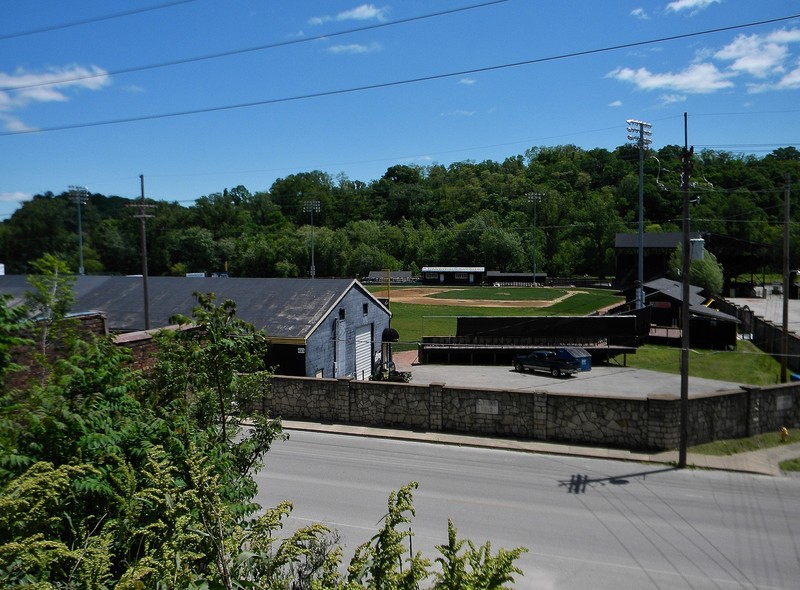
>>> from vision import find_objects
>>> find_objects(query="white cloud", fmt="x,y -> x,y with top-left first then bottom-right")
659,93 -> 687,105
768,28 -> 800,44
630,8 -> 650,20
0,190 -> 33,204
608,100 -> 623,107
0,114 -> 37,132
777,63 -> 800,90
310,4 -> 389,25
665,0 -> 721,14
715,34 -> 789,78
0,65 -> 111,111
326,42 -> 382,55
607,62 -> 734,93
459,78 -> 476,85
440,109 -> 476,117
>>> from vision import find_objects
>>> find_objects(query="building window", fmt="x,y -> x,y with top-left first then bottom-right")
425,272 -> 438,279
339,309 -> 346,321
363,303 -> 369,316
455,273 -> 467,280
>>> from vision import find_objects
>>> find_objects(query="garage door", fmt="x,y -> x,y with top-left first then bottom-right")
354,324 -> 372,380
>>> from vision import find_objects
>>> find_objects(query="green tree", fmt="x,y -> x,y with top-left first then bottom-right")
24,254 -> 75,360
668,244 -> 724,294
0,294 -> 31,386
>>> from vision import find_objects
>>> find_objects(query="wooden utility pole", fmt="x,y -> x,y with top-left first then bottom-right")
678,112 -> 693,469
128,175 -> 155,330
782,173 -> 791,382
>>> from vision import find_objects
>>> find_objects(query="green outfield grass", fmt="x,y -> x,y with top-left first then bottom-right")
373,287 -> 624,348
368,284 -> 782,385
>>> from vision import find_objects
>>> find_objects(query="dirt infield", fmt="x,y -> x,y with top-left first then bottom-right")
377,287 -> 580,308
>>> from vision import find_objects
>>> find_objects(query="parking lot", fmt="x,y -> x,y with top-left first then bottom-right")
392,350 -> 746,400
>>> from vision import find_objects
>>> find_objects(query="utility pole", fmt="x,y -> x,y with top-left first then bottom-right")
782,173 -> 791,382
627,119 -> 652,309
128,175 -> 155,330
678,113 -> 693,469
69,185 -> 89,275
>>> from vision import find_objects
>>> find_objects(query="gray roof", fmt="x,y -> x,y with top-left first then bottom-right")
366,270 -> 413,279
421,266 -> 485,272
615,232 -> 702,249
644,278 -> 705,306
644,278 -> 738,322
0,275 -> 387,338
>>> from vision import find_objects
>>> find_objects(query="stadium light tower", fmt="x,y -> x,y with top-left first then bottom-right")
527,192 -> 544,286
626,119 -> 652,309
303,200 -> 321,279
69,185 -> 89,275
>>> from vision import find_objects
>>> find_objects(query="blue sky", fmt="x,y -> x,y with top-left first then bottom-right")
1,0 -> 799,220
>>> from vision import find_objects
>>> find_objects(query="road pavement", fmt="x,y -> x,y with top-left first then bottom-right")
347,294 -> 800,476
257,429 -> 800,590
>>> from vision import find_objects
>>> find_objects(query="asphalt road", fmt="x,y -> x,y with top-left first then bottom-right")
254,430 -> 800,590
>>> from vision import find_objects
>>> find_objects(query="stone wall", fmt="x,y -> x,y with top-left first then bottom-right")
262,375 -> 800,451
546,394 -> 648,448
441,387 -> 538,437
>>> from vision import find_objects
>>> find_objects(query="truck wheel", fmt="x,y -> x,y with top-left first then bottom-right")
515,363 -> 524,372
551,367 -> 561,377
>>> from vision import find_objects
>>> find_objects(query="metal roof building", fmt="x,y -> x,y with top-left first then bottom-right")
0,275 -> 391,379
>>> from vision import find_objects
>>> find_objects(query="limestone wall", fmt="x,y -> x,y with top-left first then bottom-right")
262,375 -> 800,451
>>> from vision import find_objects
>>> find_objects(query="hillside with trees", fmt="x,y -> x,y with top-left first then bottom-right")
1,145 -> 798,284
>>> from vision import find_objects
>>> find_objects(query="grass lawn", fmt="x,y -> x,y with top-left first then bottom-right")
779,457 -> 800,472
690,429 -> 799,455
625,341 -> 782,386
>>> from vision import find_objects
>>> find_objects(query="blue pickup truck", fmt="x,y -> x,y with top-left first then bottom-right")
512,349 -> 581,378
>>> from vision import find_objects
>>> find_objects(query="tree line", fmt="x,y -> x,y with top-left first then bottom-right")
2,145 -> 798,280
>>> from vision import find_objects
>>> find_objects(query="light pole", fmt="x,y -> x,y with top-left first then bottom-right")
527,192 -> 544,286
303,200 -> 321,279
626,119 -> 652,309
69,185 -> 89,275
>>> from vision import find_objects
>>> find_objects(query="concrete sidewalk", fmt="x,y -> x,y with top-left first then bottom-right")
282,419 -> 800,477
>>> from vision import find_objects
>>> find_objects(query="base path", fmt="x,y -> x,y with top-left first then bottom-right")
379,287 -> 582,308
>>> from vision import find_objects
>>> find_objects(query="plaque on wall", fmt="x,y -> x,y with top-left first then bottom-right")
476,399 -> 499,415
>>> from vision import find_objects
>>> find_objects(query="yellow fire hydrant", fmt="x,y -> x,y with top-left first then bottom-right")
780,426 -> 790,443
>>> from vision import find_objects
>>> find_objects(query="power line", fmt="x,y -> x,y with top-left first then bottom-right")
0,0 -> 201,42
1,12 -> 798,138
0,0 -> 511,92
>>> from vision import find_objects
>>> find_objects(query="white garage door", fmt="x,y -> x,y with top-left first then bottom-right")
354,325 -> 372,380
